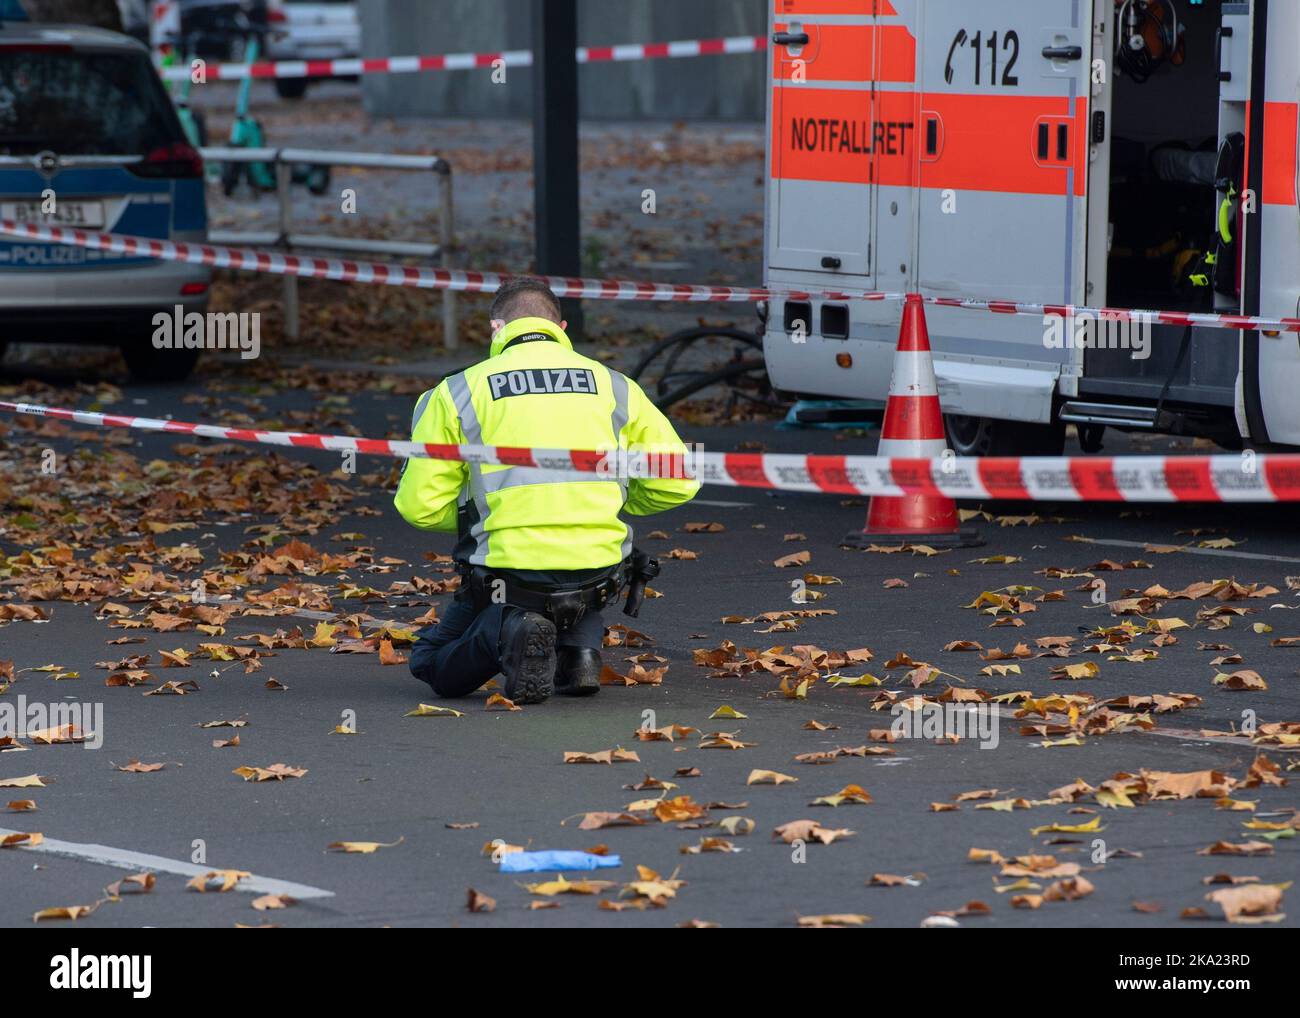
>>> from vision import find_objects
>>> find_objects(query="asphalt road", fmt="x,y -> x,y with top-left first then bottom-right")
1,357 -> 1297,929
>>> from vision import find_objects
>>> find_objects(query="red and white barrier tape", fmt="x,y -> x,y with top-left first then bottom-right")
5,219 -> 1298,336
2,401 -> 1297,503
0,219 -> 787,303
3,220 -> 1296,334
926,295 -> 1300,334
158,34 -> 767,83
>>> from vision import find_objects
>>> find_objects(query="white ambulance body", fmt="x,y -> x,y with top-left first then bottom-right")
762,0 -> 1300,453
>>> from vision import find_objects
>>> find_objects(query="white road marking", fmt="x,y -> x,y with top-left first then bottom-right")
0,828 -> 334,899
1070,536 -> 1300,566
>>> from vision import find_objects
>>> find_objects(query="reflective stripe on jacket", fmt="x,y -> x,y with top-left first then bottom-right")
393,316 -> 699,569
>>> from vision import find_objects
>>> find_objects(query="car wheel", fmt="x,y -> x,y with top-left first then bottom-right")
122,345 -> 201,383
944,414 -> 1065,457
274,77 -> 309,100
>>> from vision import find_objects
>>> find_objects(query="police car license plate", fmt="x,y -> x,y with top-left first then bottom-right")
0,200 -> 105,228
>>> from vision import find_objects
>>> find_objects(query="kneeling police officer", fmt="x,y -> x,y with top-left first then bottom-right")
394,278 -> 699,703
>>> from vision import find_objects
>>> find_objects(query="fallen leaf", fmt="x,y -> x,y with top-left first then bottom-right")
1204,883 -> 1285,923
327,837 -> 405,854
404,703 -> 464,718
772,819 -> 855,846
232,763 -> 307,782
564,748 -> 640,765
116,760 -> 164,773
187,870 -> 251,892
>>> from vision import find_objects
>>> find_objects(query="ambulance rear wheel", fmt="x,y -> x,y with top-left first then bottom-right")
944,414 -> 1065,457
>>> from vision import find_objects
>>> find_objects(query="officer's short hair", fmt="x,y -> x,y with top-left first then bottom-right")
491,277 -> 563,325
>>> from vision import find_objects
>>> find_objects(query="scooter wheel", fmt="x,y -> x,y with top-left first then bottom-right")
307,166 -> 331,196
220,161 -> 242,197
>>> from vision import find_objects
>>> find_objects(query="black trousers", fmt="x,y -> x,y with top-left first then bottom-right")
408,596 -> 605,698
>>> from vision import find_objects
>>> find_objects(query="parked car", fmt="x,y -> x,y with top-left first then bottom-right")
178,0 -> 271,62
0,18 -> 210,381
264,0 -> 358,99
116,0 -> 150,46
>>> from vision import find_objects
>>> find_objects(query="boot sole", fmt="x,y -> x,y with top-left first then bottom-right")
556,675 -> 601,697
504,614 -> 556,705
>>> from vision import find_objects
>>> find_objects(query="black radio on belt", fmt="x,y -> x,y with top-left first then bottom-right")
622,549 -> 660,618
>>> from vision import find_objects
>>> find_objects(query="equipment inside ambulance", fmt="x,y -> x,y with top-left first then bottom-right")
760,0 -> 1300,454
1114,0 -> 1186,83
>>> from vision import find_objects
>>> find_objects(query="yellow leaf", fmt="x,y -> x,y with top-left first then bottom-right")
33,904 -> 100,922
327,837 -> 405,854
187,870 -> 251,892
309,623 -> 338,648
1052,661 -> 1100,681
522,875 -> 615,896
1040,734 -> 1086,747
826,673 -> 882,687
747,769 -> 798,786
717,816 -> 755,836
798,913 -> 871,927
1095,787 -> 1136,808
0,774 -> 46,789
403,704 -> 464,718
810,784 -> 873,807
1030,816 -> 1103,836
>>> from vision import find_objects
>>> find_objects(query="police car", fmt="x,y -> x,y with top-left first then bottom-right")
0,12 -> 210,381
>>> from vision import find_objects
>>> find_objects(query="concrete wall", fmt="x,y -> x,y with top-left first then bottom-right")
360,0 -> 767,120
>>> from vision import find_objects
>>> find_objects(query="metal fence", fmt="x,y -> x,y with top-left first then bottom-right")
200,147 -> 457,348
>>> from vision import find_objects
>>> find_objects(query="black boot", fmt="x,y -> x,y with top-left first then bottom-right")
555,647 -> 602,697
498,611 -> 556,704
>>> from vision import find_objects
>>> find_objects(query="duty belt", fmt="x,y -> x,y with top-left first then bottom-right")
460,549 -> 660,629
463,567 -> 623,631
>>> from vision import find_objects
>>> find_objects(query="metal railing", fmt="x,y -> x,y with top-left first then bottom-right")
200,147 -> 457,348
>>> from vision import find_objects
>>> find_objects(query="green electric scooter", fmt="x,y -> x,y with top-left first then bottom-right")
218,12 -> 330,198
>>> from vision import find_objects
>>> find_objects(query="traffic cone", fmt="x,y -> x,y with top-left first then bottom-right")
842,294 -> 983,549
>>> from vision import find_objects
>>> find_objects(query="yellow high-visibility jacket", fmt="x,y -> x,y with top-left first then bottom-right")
394,317 -> 700,570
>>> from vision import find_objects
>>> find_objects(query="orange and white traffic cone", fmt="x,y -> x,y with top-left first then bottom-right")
842,294 -> 983,549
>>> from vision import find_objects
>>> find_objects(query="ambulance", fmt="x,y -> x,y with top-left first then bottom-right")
762,0 -> 1300,453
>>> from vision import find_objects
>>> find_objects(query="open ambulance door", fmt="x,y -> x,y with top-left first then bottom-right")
906,0 -> 1092,455
1080,0 -> 1264,450
1243,0 -> 1300,447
